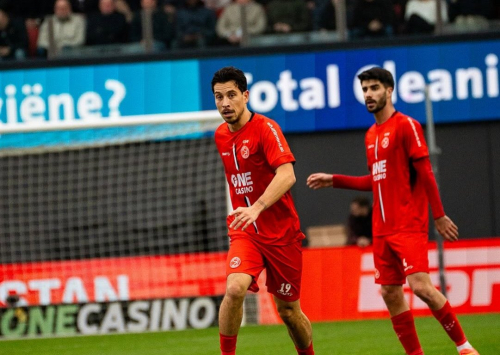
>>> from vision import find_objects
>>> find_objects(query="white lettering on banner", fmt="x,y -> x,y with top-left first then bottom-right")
0,275 -> 129,305
0,80 -> 126,127
358,247 -> 500,312
246,65 -> 340,113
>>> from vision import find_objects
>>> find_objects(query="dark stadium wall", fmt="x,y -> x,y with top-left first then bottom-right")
289,120 -> 500,242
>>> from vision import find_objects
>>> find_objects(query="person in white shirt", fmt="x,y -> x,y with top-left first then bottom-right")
405,0 -> 448,34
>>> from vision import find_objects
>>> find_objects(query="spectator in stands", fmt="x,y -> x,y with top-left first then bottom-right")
86,0 -> 129,45
448,0 -> 493,27
216,0 -> 266,46
71,0 -> 99,13
175,0 -> 217,48
37,0 -> 86,57
115,0 -> 135,22
130,0 -> 176,50
0,7 -> 28,60
345,196 -> 372,247
349,0 -> 395,38
405,0 -> 448,34
311,0 -> 336,31
266,0 -> 311,34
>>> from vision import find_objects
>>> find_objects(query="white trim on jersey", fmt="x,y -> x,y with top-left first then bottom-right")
375,135 -> 386,223
232,143 -> 239,171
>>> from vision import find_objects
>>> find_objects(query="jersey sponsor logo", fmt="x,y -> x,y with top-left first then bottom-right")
381,137 -> 389,149
384,132 -> 390,136
231,172 -> 254,194
367,144 -> 375,149
230,257 -> 241,268
266,122 -> 285,152
243,140 -> 250,143
372,159 -> 387,181
241,145 -> 250,159
222,152 -> 231,156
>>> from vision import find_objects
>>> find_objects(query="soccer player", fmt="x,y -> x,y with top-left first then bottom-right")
212,66 -> 314,355
306,67 -> 479,355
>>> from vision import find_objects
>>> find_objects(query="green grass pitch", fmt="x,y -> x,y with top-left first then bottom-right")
2,314 -> 498,355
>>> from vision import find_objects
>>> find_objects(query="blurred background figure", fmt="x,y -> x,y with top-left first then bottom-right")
405,0 -> 448,34
266,0 -> 311,34
0,6 -> 28,60
86,0 -> 129,45
346,196 -> 372,248
130,0 -> 176,50
175,0 -> 216,48
216,0 -> 266,46
37,0 -> 86,57
349,0 -> 394,39
71,0 -> 100,13
448,0 -> 493,30
311,0 -> 336,31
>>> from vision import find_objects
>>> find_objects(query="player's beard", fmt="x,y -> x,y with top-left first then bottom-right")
365,93 -> 387,114
222,109 -> 242,125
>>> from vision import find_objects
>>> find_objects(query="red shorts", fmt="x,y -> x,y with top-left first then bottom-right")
225,237 -> 303,302
373,232 -> 429,285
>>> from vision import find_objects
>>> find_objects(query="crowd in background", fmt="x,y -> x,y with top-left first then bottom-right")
0,0 -> 499,60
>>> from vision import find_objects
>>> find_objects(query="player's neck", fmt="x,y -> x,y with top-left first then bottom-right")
374,105 -> 396,125
228,109 -> 252,132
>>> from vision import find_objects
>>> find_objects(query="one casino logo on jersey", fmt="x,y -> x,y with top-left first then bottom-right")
381,137 -> 389,149
241,145 -> 250,159
230,257 -> 241,268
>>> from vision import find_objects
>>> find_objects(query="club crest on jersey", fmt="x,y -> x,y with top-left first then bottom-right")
230,257 -> 241,268
241,145 -> 250,159
374,268 -> 380,279
381,137 -> 390,149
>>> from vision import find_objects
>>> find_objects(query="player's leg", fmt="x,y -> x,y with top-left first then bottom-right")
219,238 -> 264,355
219,273 -> 253,355
273,297 -> 314,354
262,241 -> 314,354
407,272 -> 479,354
374,235 -> 423,355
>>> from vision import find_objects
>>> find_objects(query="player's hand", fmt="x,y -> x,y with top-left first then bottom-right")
306,173 -> 333,190
229,205 -> 261,231
435,215 -> 459,242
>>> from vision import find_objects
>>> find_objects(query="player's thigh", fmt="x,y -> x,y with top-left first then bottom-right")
373,235 -> 406,285
226,237 -> 265,292
260,241 -> 303,302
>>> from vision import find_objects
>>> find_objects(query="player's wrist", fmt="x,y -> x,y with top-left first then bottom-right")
256,199 -> 267,211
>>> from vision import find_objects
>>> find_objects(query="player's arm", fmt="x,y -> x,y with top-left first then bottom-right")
307,173 -> 372,191
412,157 -> 459,242
230,162 -> 295,231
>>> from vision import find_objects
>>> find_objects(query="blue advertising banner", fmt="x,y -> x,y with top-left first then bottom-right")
199,40 -> 500,132
0,39 -> 498,146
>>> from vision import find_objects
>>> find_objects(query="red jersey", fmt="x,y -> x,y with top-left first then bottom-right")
214,113 -> 305,245
365,111 -> 430,237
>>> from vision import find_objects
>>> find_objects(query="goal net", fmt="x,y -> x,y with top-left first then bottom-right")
0,111 -> 266,333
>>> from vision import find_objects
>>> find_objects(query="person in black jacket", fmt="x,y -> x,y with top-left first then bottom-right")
86,0 -> 129,45
130,0 -> 175,50
350,0 -> 395,38
0,7 -> 28,60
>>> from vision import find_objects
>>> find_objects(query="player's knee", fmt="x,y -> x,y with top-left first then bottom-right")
380,286 -> 402,305
225,282 -> 247,301
411,282 -> 435,302
276,304 -> 295,324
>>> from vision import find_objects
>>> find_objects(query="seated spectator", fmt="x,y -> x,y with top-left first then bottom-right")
175,0 -> 217,48
130,0 -> 176,50
37,0 -> 86,57
216,0 -> 266,45
266,0 -> 310,33
350,0 -> 395,39
448,0 -> 493,30
86,0 -> 129,45
0,7 -> 28,60
405,0 -> 448,34
346,196 -> 372,248
312,0 -> 336,31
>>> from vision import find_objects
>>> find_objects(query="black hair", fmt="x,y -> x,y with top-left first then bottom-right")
211,66 -> 247,93
357,67 -> 394,89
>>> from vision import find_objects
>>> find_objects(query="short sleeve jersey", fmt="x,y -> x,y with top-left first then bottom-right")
214,113 -> 305,245
365,111 -> 430,237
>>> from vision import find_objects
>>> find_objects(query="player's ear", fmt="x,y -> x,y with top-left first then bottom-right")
243,90 -> 249,103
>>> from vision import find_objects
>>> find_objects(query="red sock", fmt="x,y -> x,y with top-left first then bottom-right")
391,310 -> 423,355
220,333 -> 237,355
431,301 -> 467,346
296,342 -> 314,355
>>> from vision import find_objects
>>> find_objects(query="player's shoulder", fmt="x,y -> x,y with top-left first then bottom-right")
214,122 -> 230,141
394,111 -> 419,125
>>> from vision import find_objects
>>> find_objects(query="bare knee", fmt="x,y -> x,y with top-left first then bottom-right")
410,281 -> 437,304
277,303 -> 296,325
381,286 -> 403,306
224,282 -> 248,303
